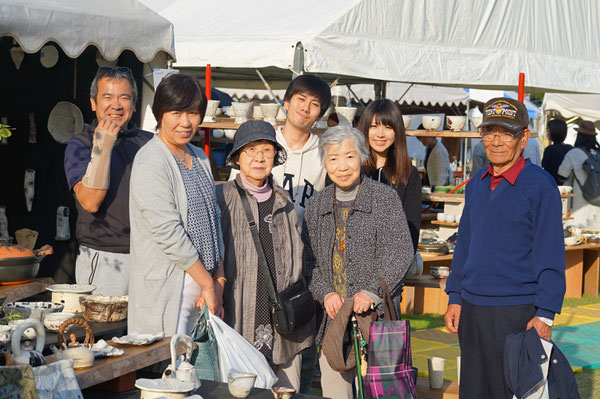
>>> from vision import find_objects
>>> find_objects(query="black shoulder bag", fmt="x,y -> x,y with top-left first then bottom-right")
235,182 -> 314,335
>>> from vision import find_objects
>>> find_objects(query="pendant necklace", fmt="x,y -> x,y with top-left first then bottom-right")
333,183 -> 362,253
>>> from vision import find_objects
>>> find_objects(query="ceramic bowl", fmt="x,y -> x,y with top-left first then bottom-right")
446,116 -> 466,132
212,129 -> 224,139
3,302 -> 64,321
430,266 -> 450,278
232,103 -> 253,124
565,236 -> 581,246
422,116 -> 442,131
253,105 -> 264,119
470,116 -> 483,130
335,107 -> 357,126
444,214 -> 456,223
43,312 -> 77,331
436,213 -> 446,222
225,129 -> 236,140
402,115 -> 412,130
271,387 -> 296,399
224,106 -> 235,118
203,100 -> 220,123
228,370 -> 257,398
260,103 -> 280,125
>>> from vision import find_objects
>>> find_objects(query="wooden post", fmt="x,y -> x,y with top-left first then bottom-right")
204,64 -> 212,156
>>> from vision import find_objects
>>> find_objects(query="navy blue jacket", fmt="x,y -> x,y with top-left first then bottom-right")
445,160 -> 566,319
504,328 -> 579,399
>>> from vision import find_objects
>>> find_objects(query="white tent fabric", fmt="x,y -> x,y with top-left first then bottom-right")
142,0 -> 600,93
542,94 -> 600,122
1,0 -> 175,62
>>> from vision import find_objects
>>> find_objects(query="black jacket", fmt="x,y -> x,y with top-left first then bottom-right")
504,328 -> 580,399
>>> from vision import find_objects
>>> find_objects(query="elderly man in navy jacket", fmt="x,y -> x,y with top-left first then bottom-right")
444,97 -> 566,399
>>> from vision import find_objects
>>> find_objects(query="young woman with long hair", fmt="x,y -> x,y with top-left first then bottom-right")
357,99 -> 421,250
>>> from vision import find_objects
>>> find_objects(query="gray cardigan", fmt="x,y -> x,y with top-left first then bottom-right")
302,176 -> 414,343
128,135 -> 224,336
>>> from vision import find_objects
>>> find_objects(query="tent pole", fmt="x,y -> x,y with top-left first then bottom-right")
518,73 -> 525,102
204,64 -> 211,156
292,42 -> 304,79
255,69 -> 283,107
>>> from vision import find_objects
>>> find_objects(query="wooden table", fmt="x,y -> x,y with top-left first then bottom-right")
402,275 -> 448,315
46,337 -> 185,390
0,277 -> 54,303
198,379 -> 324,398
416,377 -> 458,399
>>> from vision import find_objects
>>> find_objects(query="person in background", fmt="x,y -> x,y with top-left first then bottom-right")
128,73 -> 225,336
558,120 -> 600,225
542,119 -> 572,184
217,120 -> 312,391
231,74 -> 331,223
444,98 -> 565,399
417,135 -> 453,187
357,99 -> 421,251
63,66 -> 152,296
303,125 -> 413,399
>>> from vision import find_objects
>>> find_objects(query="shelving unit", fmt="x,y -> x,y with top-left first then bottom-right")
423,193 -> 464,241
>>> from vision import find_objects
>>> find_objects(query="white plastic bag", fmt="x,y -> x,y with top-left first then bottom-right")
208,312 -> 278,389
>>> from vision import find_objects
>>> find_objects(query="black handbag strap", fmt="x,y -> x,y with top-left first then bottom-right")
235,181 -> 281,309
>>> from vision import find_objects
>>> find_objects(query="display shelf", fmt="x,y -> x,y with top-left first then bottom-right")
561,193 -> 575,198
423,193 -> 465,202
431,220 -> 459,227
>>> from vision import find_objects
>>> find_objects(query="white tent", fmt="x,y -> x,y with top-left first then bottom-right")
542,94 -> 600,122
142,0 -> 600,93
1,0 -> 175,62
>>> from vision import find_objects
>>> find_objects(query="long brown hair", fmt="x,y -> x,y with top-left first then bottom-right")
357,99 -> 412,185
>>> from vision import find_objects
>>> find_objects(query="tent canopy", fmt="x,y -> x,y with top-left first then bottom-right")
143,0 -> 600,93
1,0 -> 175,62
542,94 -> 600,122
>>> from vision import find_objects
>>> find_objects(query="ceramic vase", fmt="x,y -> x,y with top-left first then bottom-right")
232,103 -> 253,124
260,104 -> 280,125
56,206 -> 70,241
28,112 -> 37,144
203,100 -> 220,123
0,206 -> 9,240
315,107 -> 332,129
335,107 -> 357,126
24,169 -> 35,212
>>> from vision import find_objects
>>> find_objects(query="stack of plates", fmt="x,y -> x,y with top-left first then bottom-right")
418,242 -> 448,254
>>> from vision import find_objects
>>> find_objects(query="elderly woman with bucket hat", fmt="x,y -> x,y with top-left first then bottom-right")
558,120 -> 600,225
216,120 -> 314,391
302,125 -> 414,399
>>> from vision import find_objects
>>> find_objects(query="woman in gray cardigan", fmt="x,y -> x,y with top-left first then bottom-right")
216,120 -> 312,391
128,74 -> 225,337
302,125 -> 414,399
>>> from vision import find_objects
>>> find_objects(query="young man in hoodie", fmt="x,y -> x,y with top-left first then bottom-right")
231,74 -> 331,223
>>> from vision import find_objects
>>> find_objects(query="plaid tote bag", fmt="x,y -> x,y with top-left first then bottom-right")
364,278 -> 418,399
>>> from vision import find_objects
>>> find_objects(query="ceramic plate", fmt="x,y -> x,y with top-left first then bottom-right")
46,284 -> 96,293
92,339 -> 124,357
112,332 -> 164,346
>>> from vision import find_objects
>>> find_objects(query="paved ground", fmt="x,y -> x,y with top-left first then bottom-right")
411,303 -> 600,381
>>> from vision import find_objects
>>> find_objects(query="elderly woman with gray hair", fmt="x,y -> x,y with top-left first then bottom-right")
302,125 -> 414,399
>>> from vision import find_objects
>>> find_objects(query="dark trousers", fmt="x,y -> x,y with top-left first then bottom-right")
458,300 -> 536,399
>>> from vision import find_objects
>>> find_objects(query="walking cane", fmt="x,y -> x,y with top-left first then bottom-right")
351,315 -> 365,399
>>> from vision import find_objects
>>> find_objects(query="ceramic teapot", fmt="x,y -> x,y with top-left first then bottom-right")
162,334 -> 201,390
57,317 -> 95,368
0,238 -> 53,265
11,318 -> 45,366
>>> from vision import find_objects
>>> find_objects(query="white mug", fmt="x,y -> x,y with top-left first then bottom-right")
445,214 -> 455,223
437,213 -> 446,222
428,357 -> 445,389
565,236 -> 581,246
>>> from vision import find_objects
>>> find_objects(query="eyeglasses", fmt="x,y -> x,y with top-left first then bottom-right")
480,128 -> 523,143
243,146 -> 276,159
